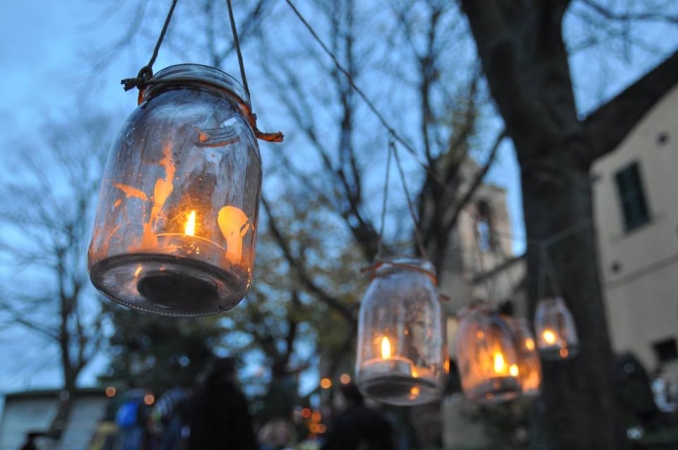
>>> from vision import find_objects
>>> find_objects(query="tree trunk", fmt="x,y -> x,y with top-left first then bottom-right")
48,364 -> 77,439
521,148 -> 626,450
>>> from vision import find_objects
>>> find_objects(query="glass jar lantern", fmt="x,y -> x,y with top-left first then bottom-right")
355,257 -> 445,406
88,64 -> 261,316
504,317 -> 542,398
534,297 -> 579,360
456,304 -> 521,403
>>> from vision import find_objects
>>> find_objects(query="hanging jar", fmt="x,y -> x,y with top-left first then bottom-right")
504,317 -> 542,398
355,256 -> 445,406
534,297 -> 579,360
88,64 -> 261,317
456,303 -> 521,403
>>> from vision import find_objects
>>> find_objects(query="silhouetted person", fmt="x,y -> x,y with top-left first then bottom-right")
115,382 -> 149,450
156,379 -> 192,450
321,383 -> 394,450
187,357 -> 257,450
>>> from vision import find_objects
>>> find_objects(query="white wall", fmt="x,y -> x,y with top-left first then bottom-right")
593,84 -> 678,374
0,393 -> 108,450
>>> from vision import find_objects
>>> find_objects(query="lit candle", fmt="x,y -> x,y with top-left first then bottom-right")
475,350 -> 520,402
542,329 -> 557,345
362,336 -> 415,378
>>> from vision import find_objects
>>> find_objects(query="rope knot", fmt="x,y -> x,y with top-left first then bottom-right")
121,66 -> 154,92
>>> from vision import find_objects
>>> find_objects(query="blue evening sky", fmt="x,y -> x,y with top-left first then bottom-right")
0,0 -> 676,398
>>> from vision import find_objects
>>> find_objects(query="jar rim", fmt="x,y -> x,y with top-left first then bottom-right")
457,301 -> 497,319
373,255 -> 437,282
143,64 -> 251,109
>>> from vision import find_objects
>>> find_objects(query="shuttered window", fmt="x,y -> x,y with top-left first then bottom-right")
614,162 -> 650,232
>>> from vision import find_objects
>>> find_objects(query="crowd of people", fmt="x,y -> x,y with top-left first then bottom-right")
85,357 -> 394,450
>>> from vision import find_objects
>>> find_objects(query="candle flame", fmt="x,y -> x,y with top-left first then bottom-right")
543,330 -> 556,345
525,338 -> 535,350
185,211 -> 196,236
493,353 -> 505,373
380,336 -> 392,359
509,365 -> 519,377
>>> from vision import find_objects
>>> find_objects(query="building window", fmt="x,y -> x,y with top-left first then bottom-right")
615,162 -> 650,232
476,200 -> 495,252
653,338 -> 678,364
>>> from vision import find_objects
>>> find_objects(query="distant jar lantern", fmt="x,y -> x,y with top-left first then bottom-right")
534,297 -> 579,360
504,317 -> 542,398
456,303 -> 521,403
355,257 -> 445,406
88,64 -> 262,316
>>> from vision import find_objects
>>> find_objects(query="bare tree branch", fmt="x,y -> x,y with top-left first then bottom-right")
261,196 -> 356,324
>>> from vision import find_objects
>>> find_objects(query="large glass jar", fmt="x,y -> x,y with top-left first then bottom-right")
534,297 -> 579,360
504,317 -> 542,398
355,256 -> 445,406
88,64 -> 261,317
456,303 -> 521,403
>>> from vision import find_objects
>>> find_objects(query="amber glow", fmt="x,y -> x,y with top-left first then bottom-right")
560,348 -> 569,358
185,210 -> 196,236
143,394 -> 155,405
381,336 -> 392,359
410,386 -> 420,399
340,374 -> 351,384
218,206 -> 251,264
525,338 -> 535,350
509,365 -> 519,377
493,353 -> 506,373
543,329 -> 557,345
105,386 -> 116,397
320,378 -> 332,389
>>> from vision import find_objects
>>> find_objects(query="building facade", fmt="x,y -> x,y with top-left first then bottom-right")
592,85 -> 678,377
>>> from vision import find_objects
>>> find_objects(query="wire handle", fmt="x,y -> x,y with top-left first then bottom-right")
121,0 -> 284,144
121,0 -> 179,93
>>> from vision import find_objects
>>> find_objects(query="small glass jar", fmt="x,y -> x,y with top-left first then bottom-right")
88,64 -> 261,316
456,303 -> 521,403
355,256 -> 445,406
534,297 -> 579,360
504,317 -> 541,398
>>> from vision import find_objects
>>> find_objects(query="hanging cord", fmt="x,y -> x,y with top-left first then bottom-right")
225,0 -> 283,143
121,0 -> 283,143
284,0 -> 425,165
361,140 -> 435,281
226,0 -> 250,97
121,0 -> 179,93
540,245 -> 564,299
284,0 -> 509,222
376,135 -> 395,258
392,141 -> 428,259
362,134 -> 448,300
